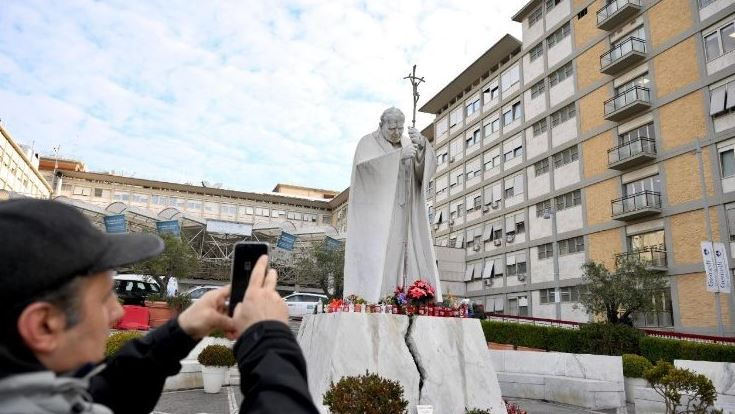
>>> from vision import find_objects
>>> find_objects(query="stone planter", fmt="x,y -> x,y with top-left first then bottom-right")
201,366 -> 228,393
624,377 -> 649,404
145,301 -> 172,328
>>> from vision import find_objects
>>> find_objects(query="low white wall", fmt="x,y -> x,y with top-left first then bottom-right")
675,360 -> 735,414
490,350 -> 626,411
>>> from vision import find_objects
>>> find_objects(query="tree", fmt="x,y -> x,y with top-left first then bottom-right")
132,234 -> 199,292
579,256 -> 667,325
293,240 -> 344,297
644,360 -> 719,414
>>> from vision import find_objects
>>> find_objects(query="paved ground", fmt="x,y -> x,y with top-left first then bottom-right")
153,318 -> 633,414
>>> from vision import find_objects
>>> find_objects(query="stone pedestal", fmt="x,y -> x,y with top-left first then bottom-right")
297,313 -> 506,414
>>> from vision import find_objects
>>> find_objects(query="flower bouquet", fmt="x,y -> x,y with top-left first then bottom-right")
406,279 -> 436,307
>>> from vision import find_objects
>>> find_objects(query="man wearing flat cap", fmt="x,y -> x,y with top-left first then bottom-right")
0,199 -> 318,413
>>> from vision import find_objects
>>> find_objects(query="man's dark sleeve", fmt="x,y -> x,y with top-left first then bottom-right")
89,318 -> 198,414
235,320 -> 319,413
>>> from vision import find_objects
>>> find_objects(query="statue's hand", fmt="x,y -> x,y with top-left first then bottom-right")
401,144 -> 418,160
408,127 -> 426,150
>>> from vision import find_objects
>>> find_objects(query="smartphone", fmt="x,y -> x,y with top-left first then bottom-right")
229,242 -> 269,316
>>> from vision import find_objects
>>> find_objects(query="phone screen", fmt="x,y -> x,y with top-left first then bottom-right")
229,242 -> 269,316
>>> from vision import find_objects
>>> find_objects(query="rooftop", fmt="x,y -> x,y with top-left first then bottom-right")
512,0 -> 543,22
418,34 -> 522,115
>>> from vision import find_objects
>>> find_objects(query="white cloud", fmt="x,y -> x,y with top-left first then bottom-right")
0,0 -> 521,192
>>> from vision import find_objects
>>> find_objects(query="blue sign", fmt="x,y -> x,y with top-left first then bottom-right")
156,220 -> 180,237
104,215 -> 127,234
325,236 -> 342,251
276,231 -> 297,251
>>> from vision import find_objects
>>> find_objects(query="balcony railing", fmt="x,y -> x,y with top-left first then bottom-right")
615,246 -> 668,269
607,137 -> 657,170
611,190 -> 661,220
604,86 -> 651,121
600,37 -> 647,74
597,0 -> 642,30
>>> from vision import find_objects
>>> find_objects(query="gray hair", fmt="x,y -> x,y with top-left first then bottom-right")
37,276 -> 85,329
380,107 -> 405,125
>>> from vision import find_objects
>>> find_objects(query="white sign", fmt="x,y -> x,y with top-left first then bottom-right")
702,241 -> 719,293
206,220 -> 253,236
713,242 -> 732,294
416,405 -> 433,414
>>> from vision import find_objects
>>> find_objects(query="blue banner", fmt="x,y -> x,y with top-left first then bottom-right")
156,220 -> 180,237
104,215 -> 127,234
325,236 -> 342,251
276,231 -> 297,251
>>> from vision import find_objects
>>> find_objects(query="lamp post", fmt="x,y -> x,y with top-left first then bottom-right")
544,207 -> 562,320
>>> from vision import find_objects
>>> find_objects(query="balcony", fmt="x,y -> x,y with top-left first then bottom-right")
615,246 -> 668,271
597,0 -> 643,31
611,190 -> 662,220
608,137 -> 657,170
600,37 -> 647,75
604,86 -> 651,122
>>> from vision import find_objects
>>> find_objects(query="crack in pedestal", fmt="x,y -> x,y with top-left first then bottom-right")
404,316 -> 426,402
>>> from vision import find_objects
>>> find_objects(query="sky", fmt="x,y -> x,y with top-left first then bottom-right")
0,1 -> 522,193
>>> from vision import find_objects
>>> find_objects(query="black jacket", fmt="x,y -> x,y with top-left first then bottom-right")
0,319 -> 318,414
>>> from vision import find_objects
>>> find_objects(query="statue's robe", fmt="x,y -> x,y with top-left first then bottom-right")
343,130 -> 443,303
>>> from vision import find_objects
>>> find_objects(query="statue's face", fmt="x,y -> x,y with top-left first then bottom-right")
380,116 -> 404,144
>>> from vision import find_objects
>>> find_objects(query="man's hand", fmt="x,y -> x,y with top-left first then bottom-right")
178,285 -> 235,340
408,127 -> 426,151
401,144 -> 418,160
230,255 -> 288,338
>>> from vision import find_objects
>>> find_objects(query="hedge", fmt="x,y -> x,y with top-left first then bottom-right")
640,336 -> 735,363
483,320 -> 735,363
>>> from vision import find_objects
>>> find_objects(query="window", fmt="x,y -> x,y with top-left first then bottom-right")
466,129 -> 481,148
616,73 -> 649,95
503,139 -> 523,162
473,195 -> 482,210
94,188 -> 104,197
618,122 -> 656,145
710,82 -> 735,117
559,236 -> 585,255
540,288 -> 554,304
502,102 -> 521,127
532,119 -> 548,136
504,175 -> 525,199
625,175 -> 660,196
552,145 -> 578,168
112,191 -> 129,202
436,118 -> 448,137
536,199 -> 552,217
485,118 -> 500,136
554,189 -> 582,210
704,21 -> 735,61
529,7 -> 543,26
540,286 -> 581,304
538,243 -> 553,260
506,253 -> 527,276
550,103 -> 576,127
534,158 -> 550,176
449,107 -> 463,127
484,150 -> 501,171
549,63 -> 573,87
529,43 -> 544,62
466,99 -> 480,116
501,65 -> 520,91
222,204 -> 237,215
547,22 -> 571,48
545,0 -> 561,11
531,80 -> 545,99
721,148 -> 735,177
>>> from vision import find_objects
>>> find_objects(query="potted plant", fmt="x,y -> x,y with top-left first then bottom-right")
622,354 -> 653,404
144,292 -> 172,328
198,344 -> 236,394
167,293 -> 192,315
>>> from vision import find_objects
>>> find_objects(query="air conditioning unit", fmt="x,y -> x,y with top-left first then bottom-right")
517,273 -> 527,282
493,239 -> 502,246
506,233 -> 515,242
484,278 -> 494,287
450,156 -> 456,163
482,206 -> 490,213
491,201 -> 500,209
473,244 -> 481,252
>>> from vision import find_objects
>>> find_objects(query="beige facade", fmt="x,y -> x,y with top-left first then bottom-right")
0,125 -> 51,199
421,0 -> 735,334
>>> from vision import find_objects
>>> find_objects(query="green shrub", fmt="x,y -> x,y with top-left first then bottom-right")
644,360 -> 718,414
465,409 -> 492,414
323,371 -> 408,414
577,322 -> 643,355
167,293 -> 192,313
105,331 -> 143,357
622,354 -> 653,378
641,336 -> 735,363
481,320 -> 580,352
197,345 -> 236,367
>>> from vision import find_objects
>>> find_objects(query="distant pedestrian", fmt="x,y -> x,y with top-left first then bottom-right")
167,276 -> 178,297
0,199 -> 318,414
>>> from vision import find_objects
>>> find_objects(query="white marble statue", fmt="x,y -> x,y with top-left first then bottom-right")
343,107 -> 442,303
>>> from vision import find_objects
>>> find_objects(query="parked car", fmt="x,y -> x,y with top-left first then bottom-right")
283,292 -> 328,318
114,274 -> 162,306
185,285 -> 220,302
